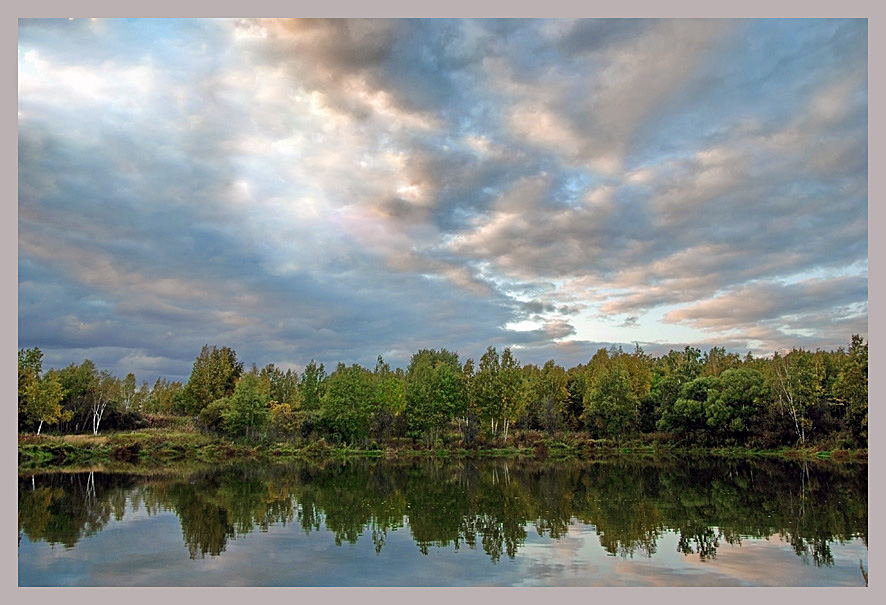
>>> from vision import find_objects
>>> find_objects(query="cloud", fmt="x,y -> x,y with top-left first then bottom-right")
17,18 -> 867,379
662,276 -> 867,352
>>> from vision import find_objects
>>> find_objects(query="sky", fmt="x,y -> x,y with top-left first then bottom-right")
17,18 -> 868,382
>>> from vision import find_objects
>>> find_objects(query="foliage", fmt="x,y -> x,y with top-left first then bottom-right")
406,349 -> 466,446
261,363 -> 301,407
523,360 -> 569,435
17,336 -> 869,451
832,335 -> 868,446
180,345 -> 244,415
471,347 -> 528,441
145,378 -> 184,414
583,351 -> 639,440
321,363 -> 378,445
300,360 -> 327,411
23,368 -> 72,435
198,398 -> 232,433
222,373 -> 271,439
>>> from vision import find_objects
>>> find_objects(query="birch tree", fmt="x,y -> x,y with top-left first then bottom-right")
768,350 -> 819,446
25,370 -> 71,435
498,348 -> 528,442
89,370 -> 118,435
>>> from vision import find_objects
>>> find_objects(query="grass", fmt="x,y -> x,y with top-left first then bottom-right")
18,425 -> 868,470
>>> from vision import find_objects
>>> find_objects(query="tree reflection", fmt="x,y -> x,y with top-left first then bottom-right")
19,457 -> 867,566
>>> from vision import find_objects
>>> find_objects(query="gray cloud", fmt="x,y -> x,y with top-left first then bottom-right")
17,18 -> 867,379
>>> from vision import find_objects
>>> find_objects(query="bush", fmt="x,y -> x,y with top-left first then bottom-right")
101,409 -> 149,431
198,398 -> 231,433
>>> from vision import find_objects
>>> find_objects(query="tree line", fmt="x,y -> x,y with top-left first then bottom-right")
18,335 -> 868,449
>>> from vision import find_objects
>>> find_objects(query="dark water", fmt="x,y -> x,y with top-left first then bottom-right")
18,457 -> 867,586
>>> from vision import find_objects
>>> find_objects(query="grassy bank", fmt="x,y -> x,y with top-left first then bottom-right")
17,426 -> 868,470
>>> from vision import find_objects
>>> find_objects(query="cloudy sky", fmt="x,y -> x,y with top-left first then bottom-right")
17,18 -> 868,381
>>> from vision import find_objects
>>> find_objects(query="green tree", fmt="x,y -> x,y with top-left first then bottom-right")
473,347 -> 502,437
198,397 -> 231,433
146,377 -> 184,414
767,349 -> 822,446
118,373 -> 150,413
180,345 -> 244,415
524,360 -> 569,435
701,346 -> 742,377
833,335 -> 868,445
222,373 -> 271,439
583,356 -> 639,440
471,347 -> 528,442
498,348 -> 528,442
649,346 -> 703,436
88,370 -> 119,435
260,363 -> 301,408
657,375 -> 716,443
372,356 -> 406,442
18,347 -> 44,419
563,364 -> 589,431
456,358 -> 480,444
55,359 -> 97,433
704,368 -> 767,445
24,370 -> 71,435
406,349 -> 466,446
321,363 -> 377,445
300,360 -> 327,411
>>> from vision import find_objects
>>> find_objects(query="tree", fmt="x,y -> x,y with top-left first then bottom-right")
260,363 -> 301,408
458,358 -> 479,443
321,363 -> 377,445
300,360 -> 327,411
180,345 -> 244,415
146,377 -> 183,414
563,364 -> 589,431
118,373 -> 150,413
55,359 -> 98,433
473,347 -> 502,437
372,356 -> 406,442
89,370 -> 119,435
657,375 -> 716,443
25,370 -> 71,435
701,346 -> 742,377
833,335 -> 868,445
524,360 -> 569,435
405,349 -> 466,446
583,356 -> 639,440
18,347 -> 44,417
704,368 -> 767,445
471,347 -> 528,442
767,349 -> 821,446
498,348 -> 528,442
649,346 -> 702,435
222,373 -> 271,439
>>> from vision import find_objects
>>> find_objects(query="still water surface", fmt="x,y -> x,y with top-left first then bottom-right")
18,457 -> 867,586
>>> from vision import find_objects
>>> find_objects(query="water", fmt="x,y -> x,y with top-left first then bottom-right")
18,457 -> 868,586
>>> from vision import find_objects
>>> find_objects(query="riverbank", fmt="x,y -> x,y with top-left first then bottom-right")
17,427 -> 868,470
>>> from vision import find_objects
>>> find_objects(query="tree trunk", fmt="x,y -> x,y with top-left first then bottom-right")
92,401 -> 107,436
37,420 -> 43,435
775,361 -> 805,445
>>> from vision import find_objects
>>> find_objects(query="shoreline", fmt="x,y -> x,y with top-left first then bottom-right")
18,429 -> 868,471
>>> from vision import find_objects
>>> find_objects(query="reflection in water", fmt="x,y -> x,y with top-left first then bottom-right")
18,458 -> 866,584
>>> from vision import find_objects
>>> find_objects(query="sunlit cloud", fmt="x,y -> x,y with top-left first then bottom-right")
18,18 -> 867,378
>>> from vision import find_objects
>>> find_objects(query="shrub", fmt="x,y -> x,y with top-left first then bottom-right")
198,398 -> 231,433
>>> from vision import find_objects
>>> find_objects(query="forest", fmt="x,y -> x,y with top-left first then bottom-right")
18,335 -> 868,451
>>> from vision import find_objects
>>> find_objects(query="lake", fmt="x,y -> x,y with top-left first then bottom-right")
18,456 -> 867,586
